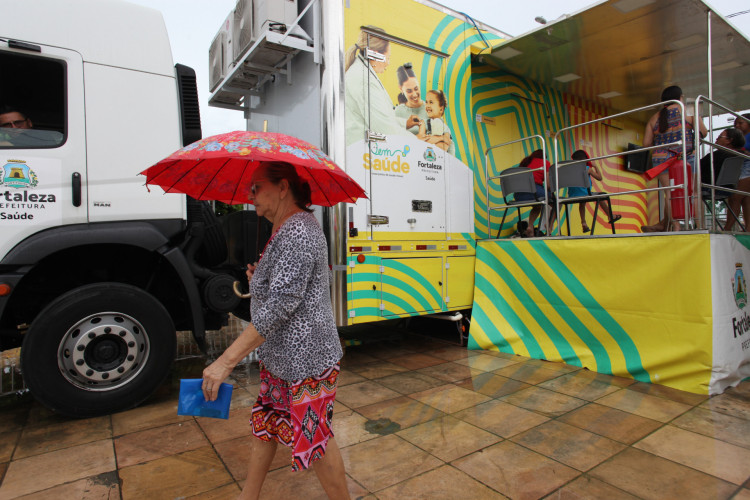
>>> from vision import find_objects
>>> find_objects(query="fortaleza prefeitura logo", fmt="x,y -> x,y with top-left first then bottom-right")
733,262 -> 747,309
423,148 -> 436,162
1,160 -> 38,189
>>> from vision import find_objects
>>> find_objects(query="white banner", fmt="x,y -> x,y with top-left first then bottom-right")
710,234 -> 750,394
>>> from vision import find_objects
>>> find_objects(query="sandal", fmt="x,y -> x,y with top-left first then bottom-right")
581,224 -> 590,233
609,214 -> 622,224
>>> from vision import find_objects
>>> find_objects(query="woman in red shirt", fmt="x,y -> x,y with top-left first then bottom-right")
514,149 -> 554,237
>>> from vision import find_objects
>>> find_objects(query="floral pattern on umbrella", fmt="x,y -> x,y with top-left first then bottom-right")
140,131 -> 366,207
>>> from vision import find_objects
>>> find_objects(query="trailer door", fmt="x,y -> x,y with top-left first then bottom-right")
381,257 -> 444,316
364,40 -> 447,241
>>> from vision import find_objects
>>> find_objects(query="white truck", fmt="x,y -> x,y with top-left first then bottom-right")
0,0 -> 262,417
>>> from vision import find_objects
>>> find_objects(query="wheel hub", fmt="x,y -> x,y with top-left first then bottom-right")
58,313 -> 150,390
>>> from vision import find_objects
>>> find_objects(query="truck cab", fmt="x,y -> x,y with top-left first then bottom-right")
0,0 -> 253,417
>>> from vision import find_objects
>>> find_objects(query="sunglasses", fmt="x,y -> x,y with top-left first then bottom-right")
0,118 -> 29,128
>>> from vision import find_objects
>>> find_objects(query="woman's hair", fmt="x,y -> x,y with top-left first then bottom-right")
396,63 -> 415,87
396,63 -> 416,104
427,89 -> 447,109
724,127 -> 746,149
658,85 -> 683,133
571,150 -> 589,161
344,26 -> 389,72
519,149 -> 544,169
261,161 -> 313,212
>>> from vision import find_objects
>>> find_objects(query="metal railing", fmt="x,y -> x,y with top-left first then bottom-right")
485,135 -> 548,237
695,95 -> 750,231
553,100 -> 691,230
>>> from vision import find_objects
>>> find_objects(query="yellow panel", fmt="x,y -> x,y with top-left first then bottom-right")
447,256 -> 475,308
381,257 -> 443,316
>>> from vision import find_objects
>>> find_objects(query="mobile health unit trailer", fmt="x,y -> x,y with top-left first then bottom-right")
211,0 -> 750,396
210,0 -> 511,333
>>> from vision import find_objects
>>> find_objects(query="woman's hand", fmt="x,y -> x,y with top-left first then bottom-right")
202,356 -> 235,401
202,322 -> 266,401
406,115 -> 420,129
246,262 -> 257,281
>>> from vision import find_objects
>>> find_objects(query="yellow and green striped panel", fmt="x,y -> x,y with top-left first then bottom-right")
470,235 -> 715,393
347,254 -> 448,324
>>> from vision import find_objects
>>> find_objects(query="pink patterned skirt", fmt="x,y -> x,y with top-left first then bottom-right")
251,362 -> 339,471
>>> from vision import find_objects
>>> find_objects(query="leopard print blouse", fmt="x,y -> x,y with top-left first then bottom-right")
250,211 -> 343,381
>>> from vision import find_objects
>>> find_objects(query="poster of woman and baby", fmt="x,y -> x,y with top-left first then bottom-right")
344,26 -> 454,155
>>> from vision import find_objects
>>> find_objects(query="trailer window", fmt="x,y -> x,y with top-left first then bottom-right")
0,51 -> 66,149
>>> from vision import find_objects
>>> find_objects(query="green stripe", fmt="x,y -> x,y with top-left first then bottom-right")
467,299 -> 515,354
734,235 -> 750,252
474,269 -> 544,358
459,233 -> 476,247
348,307 -> 395,317
530,240 -> 650,382
382,260 -> 444,308
381,291 -> 438,315
351,272 -> 434,311
480,247 -> 582,366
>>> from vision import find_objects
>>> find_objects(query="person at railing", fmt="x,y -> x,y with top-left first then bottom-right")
515,149 -> 554,237
569,150 -> 621,233
700,128 -> 745,186
723,119 -> 750,231
641,86 -> 707,232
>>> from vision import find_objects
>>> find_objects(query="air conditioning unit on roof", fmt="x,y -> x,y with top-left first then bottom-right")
209,12 -> 235,93
253,0 -> 298,37
233,0 -> 255,64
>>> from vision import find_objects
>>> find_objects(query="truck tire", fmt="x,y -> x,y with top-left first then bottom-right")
21,283 -> 176,418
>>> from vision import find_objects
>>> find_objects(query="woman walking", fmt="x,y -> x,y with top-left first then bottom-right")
202,161 -> 349,500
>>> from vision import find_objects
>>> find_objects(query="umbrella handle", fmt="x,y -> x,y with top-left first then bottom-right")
232,281 -> 252,299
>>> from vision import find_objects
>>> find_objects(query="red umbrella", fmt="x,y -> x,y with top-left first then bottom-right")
140,131 -> 366,206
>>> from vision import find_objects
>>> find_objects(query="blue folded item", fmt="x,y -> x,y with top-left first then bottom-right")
177,379 -> 233,419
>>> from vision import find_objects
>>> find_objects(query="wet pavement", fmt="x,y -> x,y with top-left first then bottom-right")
1,322 -> 750,499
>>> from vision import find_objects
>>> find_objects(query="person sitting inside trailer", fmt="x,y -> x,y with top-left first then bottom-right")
718,123 -> 750,232
569,150 -> 621,233
514,149 -> 555,237
724,115 -> 750,232
700,127 -> 745,186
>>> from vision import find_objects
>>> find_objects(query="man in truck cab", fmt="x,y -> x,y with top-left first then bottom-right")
0,105 -> 33,129
0,104 -> 63,147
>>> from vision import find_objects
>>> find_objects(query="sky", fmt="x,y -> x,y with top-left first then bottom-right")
128,0 -> 750,137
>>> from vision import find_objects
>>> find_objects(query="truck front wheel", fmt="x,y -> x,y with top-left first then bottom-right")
21,283 -> 176,417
